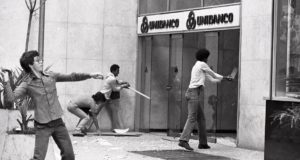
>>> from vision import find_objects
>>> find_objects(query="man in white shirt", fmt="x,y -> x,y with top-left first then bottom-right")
100,64 -> 130,131
178,49 -> 233,151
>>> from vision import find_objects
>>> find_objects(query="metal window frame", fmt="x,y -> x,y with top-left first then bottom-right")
271,0 -> 300,102
271,0 -> 277,100
139,0 -> 231,16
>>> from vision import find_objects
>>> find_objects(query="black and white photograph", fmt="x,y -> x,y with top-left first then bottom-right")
0,0 -> 299,160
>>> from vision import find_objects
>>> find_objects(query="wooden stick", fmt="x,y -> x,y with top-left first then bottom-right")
128,87 -> 151,100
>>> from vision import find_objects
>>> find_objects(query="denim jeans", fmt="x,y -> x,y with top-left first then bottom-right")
31,118 -> 75,160
179,86 -> 208,145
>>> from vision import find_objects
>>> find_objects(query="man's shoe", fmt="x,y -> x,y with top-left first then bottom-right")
81,127 -> 87,135
198,144 -> 211,149
178,140 -> 194,151
72,129 -> 85,137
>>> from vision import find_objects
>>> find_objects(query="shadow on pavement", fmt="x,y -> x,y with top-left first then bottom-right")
130,149 -> 236,160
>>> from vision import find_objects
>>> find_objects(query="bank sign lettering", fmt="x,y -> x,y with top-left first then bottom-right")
138,4 -> 240,35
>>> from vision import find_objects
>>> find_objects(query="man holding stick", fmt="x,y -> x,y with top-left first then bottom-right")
100,64 -> 130,132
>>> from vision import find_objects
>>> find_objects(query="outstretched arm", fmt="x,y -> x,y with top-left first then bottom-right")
202,64 -> 232,82
202,65 -> 223,80
206,74 -> 222,83
51,72 -> 103,82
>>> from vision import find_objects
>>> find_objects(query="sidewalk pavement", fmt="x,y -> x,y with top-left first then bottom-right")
51,132 -> 264,160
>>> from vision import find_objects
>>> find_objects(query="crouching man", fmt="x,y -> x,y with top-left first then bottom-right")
67,92 -> 107,137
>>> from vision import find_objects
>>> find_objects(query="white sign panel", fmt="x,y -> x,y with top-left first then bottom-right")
137,4 -> 240,35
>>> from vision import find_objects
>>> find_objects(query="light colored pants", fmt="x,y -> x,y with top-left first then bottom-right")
106,99 -> 124,129
179,87 -> 208,145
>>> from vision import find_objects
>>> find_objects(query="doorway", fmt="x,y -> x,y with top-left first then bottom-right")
139,30 -> 239,145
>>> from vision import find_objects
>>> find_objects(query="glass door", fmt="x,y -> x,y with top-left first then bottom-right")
149,35 -> 170,129
139,35 -> 170,131
139,36 -> 152,131
167,34 -> 183,136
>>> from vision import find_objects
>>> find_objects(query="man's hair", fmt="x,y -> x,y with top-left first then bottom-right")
110,64 -> 120,72
195,48 -> 210,61
92,92 -> 106,103
20,50 -> 40,73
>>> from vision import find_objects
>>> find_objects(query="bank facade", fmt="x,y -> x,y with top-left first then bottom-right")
134,0 -> 300,154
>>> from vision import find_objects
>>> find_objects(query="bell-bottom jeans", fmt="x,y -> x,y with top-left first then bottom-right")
179,86 -> 208,145
31,118 -> 75,160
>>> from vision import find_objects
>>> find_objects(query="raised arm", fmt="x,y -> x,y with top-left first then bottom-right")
1,69 -> 28,102
4,81 -> 28,103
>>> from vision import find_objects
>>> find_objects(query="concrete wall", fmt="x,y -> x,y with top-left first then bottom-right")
0,0 -> 138,131
238,0 -> 273,150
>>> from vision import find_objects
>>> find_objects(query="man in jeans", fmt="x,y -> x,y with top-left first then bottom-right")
178,48 -> 232,151
2,50 -> 103,160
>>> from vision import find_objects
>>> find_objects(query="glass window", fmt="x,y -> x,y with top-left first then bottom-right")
274,0 -> 300,98
139,0 -> 240,14
204,0 -> 240,7
139,0 -> 168,14
170,0 -> 203,11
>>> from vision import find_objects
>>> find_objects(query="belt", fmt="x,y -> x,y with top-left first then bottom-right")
35,118 -> 63,127
188,85 -> 203,90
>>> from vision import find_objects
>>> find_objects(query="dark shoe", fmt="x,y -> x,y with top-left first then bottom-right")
178,140 -> 194,151
198,144 -> 210,149
81,127 -> 87,135
72,129 -> 85,137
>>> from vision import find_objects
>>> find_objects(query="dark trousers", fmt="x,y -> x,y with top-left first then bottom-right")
31,118 -> 75,160
179,87 -> 208,145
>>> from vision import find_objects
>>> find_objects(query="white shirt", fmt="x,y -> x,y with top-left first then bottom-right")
188,61 -> 223,88
100,72 -> 123,99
